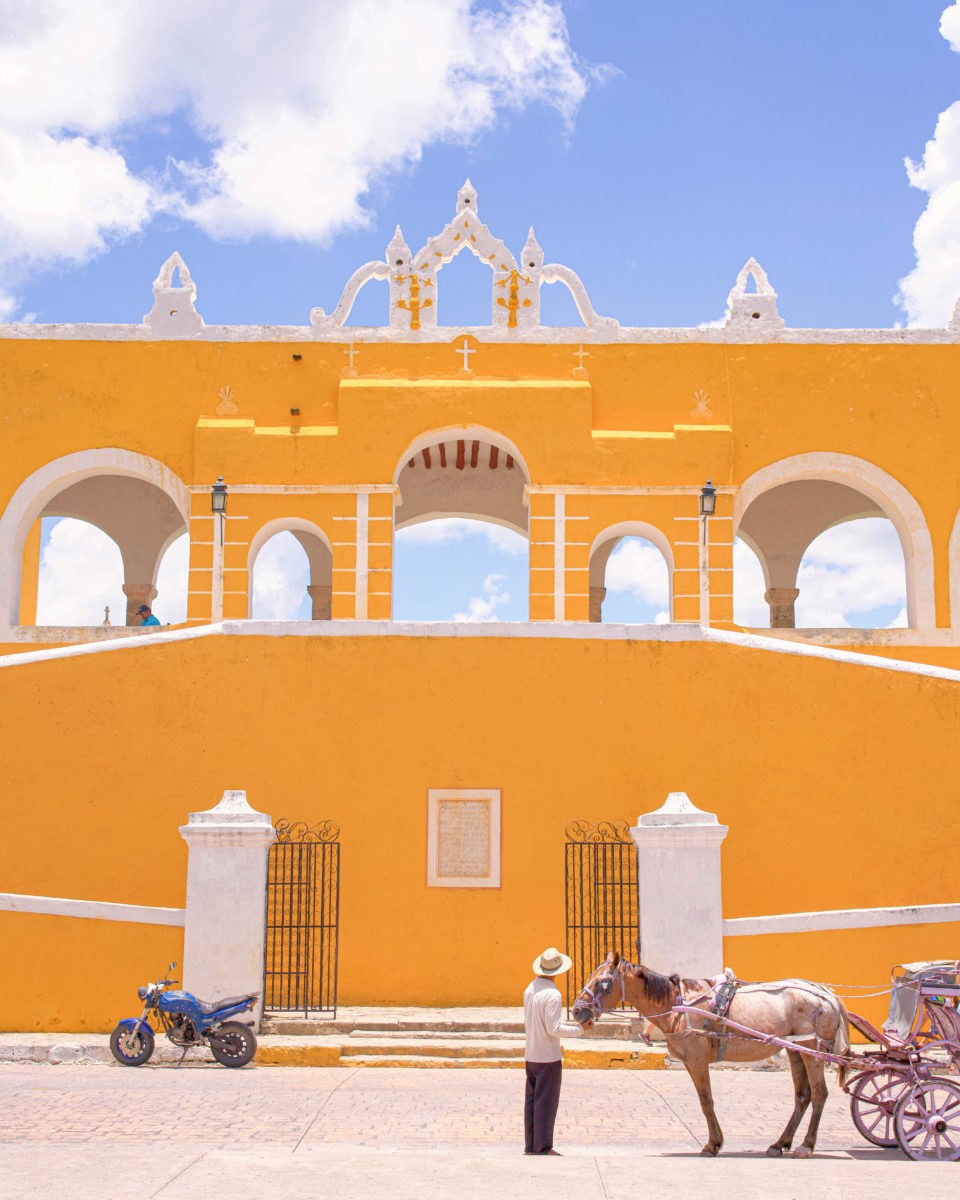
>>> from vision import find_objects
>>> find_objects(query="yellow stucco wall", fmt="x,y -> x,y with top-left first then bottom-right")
2,338 -> 960,637
1,631 -> 957,1029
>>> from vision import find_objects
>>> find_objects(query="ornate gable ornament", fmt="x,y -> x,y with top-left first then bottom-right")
143,252 -> 204,336
309,181 -> 618,340
724,257 -> 784,337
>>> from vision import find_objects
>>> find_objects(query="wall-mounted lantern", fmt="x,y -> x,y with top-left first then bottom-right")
211,476 -> 228,514
699,479 -> 717,516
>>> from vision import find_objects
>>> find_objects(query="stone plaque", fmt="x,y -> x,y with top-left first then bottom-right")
436,798 -> 490,878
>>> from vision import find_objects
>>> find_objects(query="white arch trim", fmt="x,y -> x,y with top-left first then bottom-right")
736,453 -> 936,630
588,521 -> 675,621
392,425 -> 531,490
0,448 -> 189,628
246,518 -> 333,617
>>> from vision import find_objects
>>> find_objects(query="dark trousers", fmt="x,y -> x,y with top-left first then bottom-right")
524,1059 -> 562,1153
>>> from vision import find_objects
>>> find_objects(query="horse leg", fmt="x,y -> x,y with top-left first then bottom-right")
766,1050 -> 811,1156
793,1058 -> 828,1158
682,1052 -> 723,1156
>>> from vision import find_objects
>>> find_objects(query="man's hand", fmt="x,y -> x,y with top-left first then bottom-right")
582,1019 -> 594,1031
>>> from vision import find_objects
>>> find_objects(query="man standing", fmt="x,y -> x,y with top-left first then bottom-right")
523,947 -> 593,1155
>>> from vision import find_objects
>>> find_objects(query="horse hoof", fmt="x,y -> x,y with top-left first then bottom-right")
765,1146 -> 784,1157
700,1146 -> 720,1157
792,1146 -> 813,1159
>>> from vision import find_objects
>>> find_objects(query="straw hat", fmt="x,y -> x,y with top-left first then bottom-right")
532,947 -> 573,976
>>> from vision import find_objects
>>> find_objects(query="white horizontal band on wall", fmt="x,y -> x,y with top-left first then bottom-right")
0,892 -> 185,927
724,902 -> 960,937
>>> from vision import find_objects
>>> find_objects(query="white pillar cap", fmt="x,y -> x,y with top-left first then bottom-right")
633,790 -> 721,827
179,789 -> 275,846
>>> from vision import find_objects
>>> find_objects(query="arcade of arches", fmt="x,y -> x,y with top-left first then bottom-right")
0,367 -> 956,659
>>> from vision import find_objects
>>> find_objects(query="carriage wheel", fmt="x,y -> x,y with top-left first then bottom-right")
893,1079 -> 960,1161
849,1070 -> 908,1148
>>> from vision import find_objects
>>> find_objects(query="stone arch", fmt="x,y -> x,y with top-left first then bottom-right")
0,448 -> 189,628
735,452 -> 934,629
588,521 -> 675,623
393,425 -> 531,535
247,518 -> 333,620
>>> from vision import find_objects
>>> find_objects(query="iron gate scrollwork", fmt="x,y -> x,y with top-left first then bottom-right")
564,820 -> 637,1014
264,819 -> 340,1017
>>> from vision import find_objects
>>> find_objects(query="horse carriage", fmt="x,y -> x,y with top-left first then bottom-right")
575,954 -> 960,1161
845,960 -> 960,1159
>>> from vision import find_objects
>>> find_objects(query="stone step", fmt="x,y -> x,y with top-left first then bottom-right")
345,1055 -> 525,1069
261,1008 -> 643,1041
345,1029 -> 523,1041
340,1040 -> 525,1059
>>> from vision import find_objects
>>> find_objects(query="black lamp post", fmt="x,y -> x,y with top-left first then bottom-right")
211,476 -> 228,514
699,479 -> 717,516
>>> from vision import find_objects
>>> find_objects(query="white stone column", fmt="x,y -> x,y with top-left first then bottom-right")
629,792 -> 728,978
179,790 -> 276,1025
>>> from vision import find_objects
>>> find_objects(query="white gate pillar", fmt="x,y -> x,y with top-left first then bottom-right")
179,790 -> 276,1025
629,792 -> 728,978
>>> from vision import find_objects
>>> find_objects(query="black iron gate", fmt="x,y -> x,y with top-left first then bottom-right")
264,819 -> 340,1016
564,819 -> 638,1013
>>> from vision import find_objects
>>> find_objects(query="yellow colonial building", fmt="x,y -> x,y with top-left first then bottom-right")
1,184 -> 958,1031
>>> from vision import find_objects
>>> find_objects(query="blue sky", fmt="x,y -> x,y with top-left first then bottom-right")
13,2 -> 957,625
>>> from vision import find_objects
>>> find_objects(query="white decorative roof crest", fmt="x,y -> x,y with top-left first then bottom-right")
143,251 -> 203,336
309,181 -> 618,339
724,257 -> 784,336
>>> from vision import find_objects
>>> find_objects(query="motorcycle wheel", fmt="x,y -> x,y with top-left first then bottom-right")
109,1023 -> 155,1067
209,1021 -> 257,1068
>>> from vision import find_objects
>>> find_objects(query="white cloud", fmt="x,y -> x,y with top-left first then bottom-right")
604,537 -> 669,607
251,531 -> 309,619
453,572 -> 510,621
0,1 -> 598,314
35,517 -> 125,625
734,519 -> 906,628
896,4 -> 960,325
396,517 -> 527,554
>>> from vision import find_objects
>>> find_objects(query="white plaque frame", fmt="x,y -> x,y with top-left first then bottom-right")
426,788 -> 501,888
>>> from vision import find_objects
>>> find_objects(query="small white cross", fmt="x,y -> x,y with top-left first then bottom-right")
457,337 -> 476,371
343,343 -> 359,368
574,345 -> 590,369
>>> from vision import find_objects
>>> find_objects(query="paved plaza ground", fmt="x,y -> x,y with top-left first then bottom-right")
0,1062 -> 955,1199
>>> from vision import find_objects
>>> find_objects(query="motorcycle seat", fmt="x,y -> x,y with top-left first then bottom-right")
196,993 -> 259,1015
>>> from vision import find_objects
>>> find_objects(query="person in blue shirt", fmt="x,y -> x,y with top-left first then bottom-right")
137,605 -> 160,626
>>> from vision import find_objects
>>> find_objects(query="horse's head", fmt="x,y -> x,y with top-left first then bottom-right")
571,950 -> 625,1025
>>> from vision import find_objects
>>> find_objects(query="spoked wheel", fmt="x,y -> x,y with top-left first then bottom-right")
209,1021 -> 257,1068
894,1079 -> 960,1161
109,1023 -> 155,1067
849,1070 -> 909,1147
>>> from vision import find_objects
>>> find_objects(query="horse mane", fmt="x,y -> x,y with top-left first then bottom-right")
636,966 -> 678,1006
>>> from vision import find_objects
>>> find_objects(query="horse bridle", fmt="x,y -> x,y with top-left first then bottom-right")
574,960 -> 636,1020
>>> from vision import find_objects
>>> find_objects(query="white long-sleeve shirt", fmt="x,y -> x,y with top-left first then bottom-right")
523,976 -> 586,1062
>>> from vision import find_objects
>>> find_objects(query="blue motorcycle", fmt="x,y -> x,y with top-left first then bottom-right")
109,962 -> 259,1068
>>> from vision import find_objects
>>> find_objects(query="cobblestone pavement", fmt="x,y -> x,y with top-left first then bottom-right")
1,1063 -> 955,1199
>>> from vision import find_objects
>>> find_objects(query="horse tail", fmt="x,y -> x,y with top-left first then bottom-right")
832,997 -> 851,1088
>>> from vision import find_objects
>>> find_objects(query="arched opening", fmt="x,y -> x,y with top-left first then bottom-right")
156,532 -> 189,625
588,523 -> 674,623
0,449 -> 189,629
247,519 -> 333,620
393,428 -> 530,621
795,518 -> 907,628
435,248 -> 494,327
35,518 -> 125,626
736,455 -> 933,629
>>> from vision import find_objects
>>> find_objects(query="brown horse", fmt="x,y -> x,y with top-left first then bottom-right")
573,952 -> 850,1158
